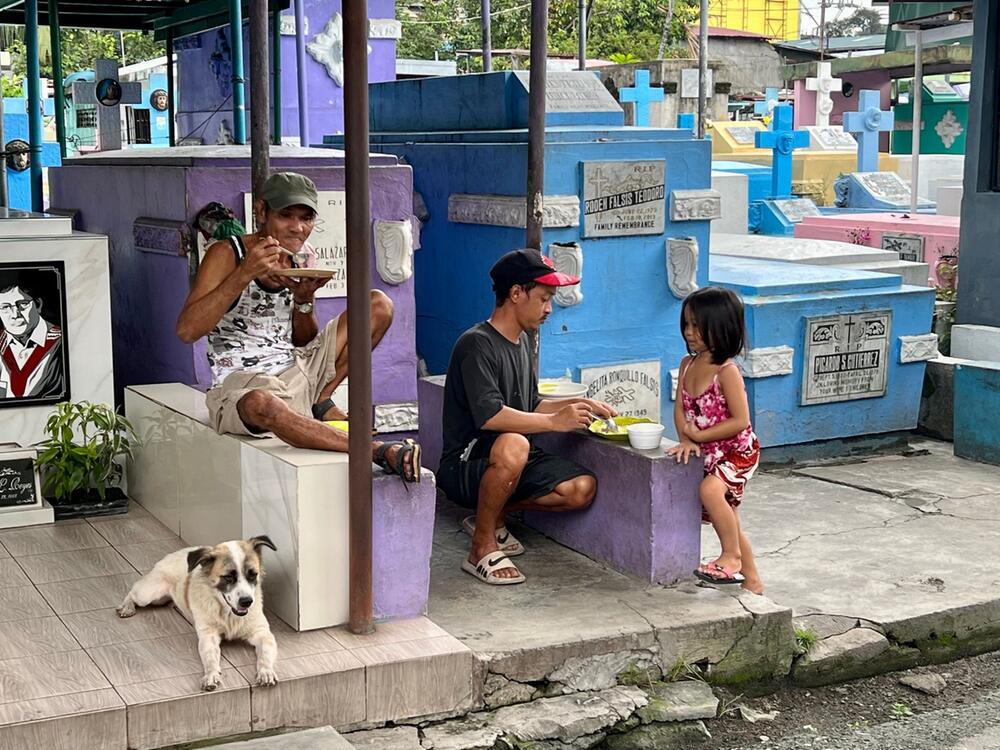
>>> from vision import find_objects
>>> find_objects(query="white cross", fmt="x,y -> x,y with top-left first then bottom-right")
805,62 -> 843,128
71,58 -> 142,151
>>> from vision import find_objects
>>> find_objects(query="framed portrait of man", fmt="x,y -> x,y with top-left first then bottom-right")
0,262 -> 70,408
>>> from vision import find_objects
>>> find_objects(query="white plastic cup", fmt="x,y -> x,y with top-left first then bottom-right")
626,422 -> 665,450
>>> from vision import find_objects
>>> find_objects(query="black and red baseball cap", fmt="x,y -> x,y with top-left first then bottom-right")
489,249 -> 580,291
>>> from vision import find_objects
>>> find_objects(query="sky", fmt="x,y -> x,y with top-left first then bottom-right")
798,0 -> 890,36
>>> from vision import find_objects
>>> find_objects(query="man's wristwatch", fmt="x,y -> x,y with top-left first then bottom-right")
294,300 -> 314,315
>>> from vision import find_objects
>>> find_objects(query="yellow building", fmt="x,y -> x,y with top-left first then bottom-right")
708,0 -> 800,41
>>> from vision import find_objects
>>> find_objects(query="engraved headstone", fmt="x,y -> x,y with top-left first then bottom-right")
581,360 -> 661,422
802,311 -> 891,405
881,232 -> 925,263
680,68 -> 713,99
805,126 -> 857,151
923,79 -> 957,97
727,126 -> 758,145
858,172 -> 911,205
514,71 -> 622,113
772,198 -> 821,224
582,160 -> 666,238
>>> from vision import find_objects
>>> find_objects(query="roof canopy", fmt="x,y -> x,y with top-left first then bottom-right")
0,0 -> 288,39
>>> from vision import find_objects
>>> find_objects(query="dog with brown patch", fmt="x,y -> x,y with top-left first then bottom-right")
116,536 -> 278,691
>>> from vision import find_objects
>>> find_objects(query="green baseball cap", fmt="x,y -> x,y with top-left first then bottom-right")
260,172 -> 319,212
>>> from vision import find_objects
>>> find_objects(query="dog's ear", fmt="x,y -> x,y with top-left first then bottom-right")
248,535 -> 277,553
187,547 -> 214,572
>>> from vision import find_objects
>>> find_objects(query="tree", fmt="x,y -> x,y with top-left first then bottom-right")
396,0 -> 700,66
5,28 -> 164,83
823,8 -> 886,38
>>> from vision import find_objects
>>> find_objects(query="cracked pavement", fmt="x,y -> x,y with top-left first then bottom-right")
424,438 -> 1000,690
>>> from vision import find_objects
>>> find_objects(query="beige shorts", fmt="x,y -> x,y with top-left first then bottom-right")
206,316 -> 343,437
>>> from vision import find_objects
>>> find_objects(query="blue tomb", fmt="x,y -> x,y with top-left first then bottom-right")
749,104 -> 817,236
712,256 -> 935,447
712,160 -> 771,229
329,72 -> 936,447
2,86 -> 61,211
128,72 -> 171,148
331,71 -> 711,426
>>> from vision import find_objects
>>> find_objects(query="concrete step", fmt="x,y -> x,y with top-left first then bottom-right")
208,726 -> 354,749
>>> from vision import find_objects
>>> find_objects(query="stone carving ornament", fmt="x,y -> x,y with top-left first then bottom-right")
308,14 -> 373,86
741,346 -> 795,378
899,334 -> 939,364
373,219 -> 415,285
448,194 -> 580,228
666,238 -> 698,299
670,189 -> 722,222
549,243 -> 583,307
934,110 -> 963,149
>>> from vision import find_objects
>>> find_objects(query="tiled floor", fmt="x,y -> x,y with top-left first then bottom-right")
0,504 -> 474,750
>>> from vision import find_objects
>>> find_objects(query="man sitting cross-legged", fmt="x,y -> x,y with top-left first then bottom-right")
436,249 -> 616,585
176,171 -> 420,481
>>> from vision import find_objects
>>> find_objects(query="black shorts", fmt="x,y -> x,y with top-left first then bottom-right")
437,433 -> 594,510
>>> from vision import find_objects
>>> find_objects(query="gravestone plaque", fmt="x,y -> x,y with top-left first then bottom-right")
773,198 -> 821,224
513,71 -> 622,113
244,191 -> 347,298
680,68 -> 713,99
582,160 -> 666,237
0,451 -> 41,509
806,126 -> 857,151
581,360 -> 661,422
924,80 -> 956,97
881,232 -> 925,263
802,311 -> 892,406
726,126 -> 758,146
858,172 -> 911,205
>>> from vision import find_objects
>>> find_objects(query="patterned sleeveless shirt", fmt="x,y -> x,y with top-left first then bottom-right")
205,236 -> 296,388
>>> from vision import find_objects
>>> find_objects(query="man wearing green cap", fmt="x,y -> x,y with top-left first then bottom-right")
176,172 -> 421,482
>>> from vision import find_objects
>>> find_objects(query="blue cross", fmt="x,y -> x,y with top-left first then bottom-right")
754,104 -> 810,199
618,69 -> 664,127
753,87 -> 780,118
677,112 -> 695,131
842,89 -> 894,173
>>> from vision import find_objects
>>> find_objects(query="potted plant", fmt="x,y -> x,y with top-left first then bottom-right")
35,401 -> 139,519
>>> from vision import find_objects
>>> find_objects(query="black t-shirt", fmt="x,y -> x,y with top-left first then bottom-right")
441,321 -> 539,464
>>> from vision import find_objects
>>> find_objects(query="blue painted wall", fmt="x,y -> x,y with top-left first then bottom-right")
712,256 -> 935,446
349,126 -> 711,426
954,362 -> 1000,465
1,100 -> 61,211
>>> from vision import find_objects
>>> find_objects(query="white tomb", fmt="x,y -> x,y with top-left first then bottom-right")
710,170 -> 749,235
711,233 -> 931,287
894,154 -> 965,203
937,184 -> 963,216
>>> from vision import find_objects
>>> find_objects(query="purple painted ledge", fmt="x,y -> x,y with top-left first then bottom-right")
418,376 -> 703,584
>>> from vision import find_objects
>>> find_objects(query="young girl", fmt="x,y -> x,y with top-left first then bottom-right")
666,286 -> 762,594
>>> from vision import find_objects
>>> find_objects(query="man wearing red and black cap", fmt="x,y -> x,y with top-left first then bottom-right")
438,249 -> 617,585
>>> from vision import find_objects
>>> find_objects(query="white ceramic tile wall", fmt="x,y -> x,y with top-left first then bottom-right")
0,233 -> 114,447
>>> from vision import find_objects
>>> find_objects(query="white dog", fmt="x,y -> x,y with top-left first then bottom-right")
117,535 -> 278,691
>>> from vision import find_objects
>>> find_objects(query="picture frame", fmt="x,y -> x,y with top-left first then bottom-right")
0,261 -> 71,408
0,447 -> 43,511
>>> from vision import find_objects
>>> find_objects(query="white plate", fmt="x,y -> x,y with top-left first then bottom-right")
538,380 -> 588,399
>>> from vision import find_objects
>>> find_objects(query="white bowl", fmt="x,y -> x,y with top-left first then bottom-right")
538,380 -> 589,399
627,422 -> 665,450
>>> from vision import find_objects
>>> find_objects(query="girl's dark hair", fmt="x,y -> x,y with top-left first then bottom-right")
680,286 -> 746,364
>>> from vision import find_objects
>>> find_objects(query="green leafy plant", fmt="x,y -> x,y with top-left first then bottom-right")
608,52 -> 642,64
35,401 -> 138,501
890,702 -> 913,719
794,626 -> 819,654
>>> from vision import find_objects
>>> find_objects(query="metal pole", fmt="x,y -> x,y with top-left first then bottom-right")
697,0 -> 708,138
271,11 -> 282,145
26,0 -> 43,211
294,0 -> 310,146
0,95 -> 8,207
250,0 -> 270,196
910,29 -> 923,215
578,0 -> 587,71
525,0 -> 548,250
482,0 -> 492,72
166,29 -> 176,146
343,0 -> 374,636
818,0 -> 826,60
50,0 -> 67,160
228,0 -> 247,144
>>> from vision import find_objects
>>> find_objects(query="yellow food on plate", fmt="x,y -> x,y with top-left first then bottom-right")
587,416 -> 652,440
